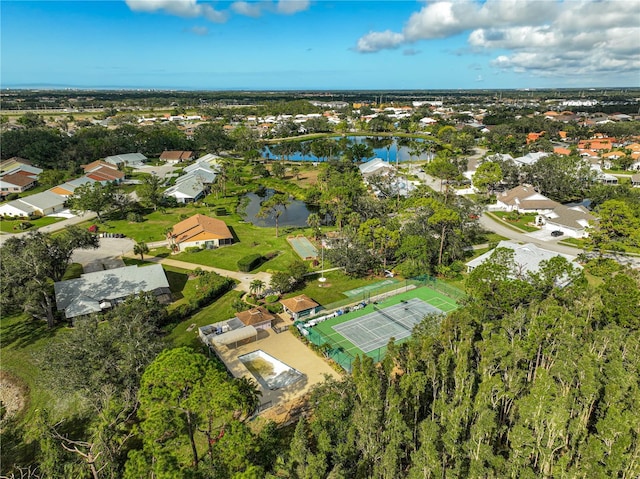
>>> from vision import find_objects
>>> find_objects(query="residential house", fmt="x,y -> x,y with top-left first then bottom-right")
358,158 -> 395,178
280,294 -> 320,320
235,307 -> 276,331
512,151 -> 550,167
82,161 -> 124,184
538,204 -> 595,238
160,150 -> 195,163
103,153 -> 147,168
0,173 -> 37,196
0,190 -> 67,217
164,176 -> 207,204
466,240 -> 580,286
169,214 -> 233,251
0,158 -> 42,177
493,185 -> 560,214
631,174 -> 640,188
0,199 -> 37,217
54,264 -> 172,320
49,176 -> 96,198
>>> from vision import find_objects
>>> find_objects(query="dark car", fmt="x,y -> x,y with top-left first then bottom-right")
551,230 -> 564,237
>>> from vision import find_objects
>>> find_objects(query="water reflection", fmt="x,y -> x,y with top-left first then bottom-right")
242,188 -> 314,227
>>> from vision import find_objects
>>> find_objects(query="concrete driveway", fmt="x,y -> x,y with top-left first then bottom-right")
71,237 -> 135,265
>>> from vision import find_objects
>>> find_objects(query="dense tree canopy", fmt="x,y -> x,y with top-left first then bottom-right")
0,227 -> 99,327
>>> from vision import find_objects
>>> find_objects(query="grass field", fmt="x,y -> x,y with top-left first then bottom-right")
491,212 -> 540,233
0,216 -> 64,233
307,286 -> 459,369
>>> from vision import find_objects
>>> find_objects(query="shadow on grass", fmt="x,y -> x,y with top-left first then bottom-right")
227,225 -> 241,244
164,270 -> 189,295
1,317 -> 56,350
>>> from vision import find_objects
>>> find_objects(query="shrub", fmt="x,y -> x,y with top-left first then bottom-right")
266,303 -> 283,314
264,294 -> 279,304
127,212 -> 144,223
263,251 -> 279,261
5,193 -> 19,201
237,254 -> 263,272
215,207 -> 227,216
185,246 -> 202,253
168,272 -> 234,322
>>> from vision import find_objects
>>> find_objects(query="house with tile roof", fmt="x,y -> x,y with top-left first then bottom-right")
280,294 -> 320,320
235,307 -> 276,331
0,172 -> 37,196
160,150 -> 195,163
538,204 -> 595,238
169,214 -> 233,251
493,185 -> 560,214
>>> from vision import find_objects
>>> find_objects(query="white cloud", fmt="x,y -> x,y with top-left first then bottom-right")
230,1 -> 263,17
356,30 -> 404,53
126,0 -> 310,22
355,0 -> 640,81
276,0 -> 310,15
126,0 -> 229,22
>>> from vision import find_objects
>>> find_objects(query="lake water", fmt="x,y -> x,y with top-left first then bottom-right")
242,188 -> 314,227
263,136 -> 435,163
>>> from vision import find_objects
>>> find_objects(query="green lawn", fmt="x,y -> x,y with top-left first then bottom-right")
286,270 -> 383,306
490,212 -> 540,233
164,290 -> 244,349
0,216 -> 64,233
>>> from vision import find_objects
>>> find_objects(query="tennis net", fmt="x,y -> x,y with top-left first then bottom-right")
373,304 -> 412,332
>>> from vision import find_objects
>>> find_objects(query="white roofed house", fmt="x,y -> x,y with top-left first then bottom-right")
493,185 -> 560,214
538,204 -> 595,238
0,190 -> 66,217
103,153 -> 147,168
466,240 -> 581,287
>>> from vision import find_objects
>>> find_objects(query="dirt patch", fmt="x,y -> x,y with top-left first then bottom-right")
0,371 -> 27,422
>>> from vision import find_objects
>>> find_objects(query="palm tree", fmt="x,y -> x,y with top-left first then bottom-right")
133,241 -> 149,261
257,193 -> 290,238
249,279 -> 265,297
306,212 -> 322,239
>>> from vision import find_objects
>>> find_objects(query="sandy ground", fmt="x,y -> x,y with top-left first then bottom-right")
0,371 -> 26,422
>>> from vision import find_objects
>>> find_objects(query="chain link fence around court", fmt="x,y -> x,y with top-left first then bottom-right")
302,275 -> 466,372
316,275 -> 466,315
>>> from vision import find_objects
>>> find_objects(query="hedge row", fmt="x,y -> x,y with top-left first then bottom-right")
169,271 -> 234,322
237,253 -> 263,272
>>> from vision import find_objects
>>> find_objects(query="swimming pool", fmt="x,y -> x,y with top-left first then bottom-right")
238,350 -> 304,390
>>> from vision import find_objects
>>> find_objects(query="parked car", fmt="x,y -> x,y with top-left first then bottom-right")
551,230 -> 564,237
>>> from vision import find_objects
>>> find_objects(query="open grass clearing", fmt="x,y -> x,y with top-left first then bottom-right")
0,215 -> 64,233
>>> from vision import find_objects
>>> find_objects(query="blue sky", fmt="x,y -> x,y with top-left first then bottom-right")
2,0 -> 639,90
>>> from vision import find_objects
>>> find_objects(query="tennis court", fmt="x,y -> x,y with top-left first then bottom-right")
287,236 -> 318,260
333,298 -> 440,353
307,286 -> 459,369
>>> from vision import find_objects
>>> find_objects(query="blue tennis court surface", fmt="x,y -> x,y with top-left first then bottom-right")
332,298 -> 443,353
287,236 -> 318,259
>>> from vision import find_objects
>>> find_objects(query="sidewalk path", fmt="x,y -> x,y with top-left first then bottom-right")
125,253 -> 272,294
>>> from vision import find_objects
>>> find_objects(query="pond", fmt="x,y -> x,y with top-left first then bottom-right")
262,136 -> 435,163
242,188 -> 315,227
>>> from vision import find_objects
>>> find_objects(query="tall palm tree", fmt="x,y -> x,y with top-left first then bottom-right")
306,212 -> 322,239
257,193 -> 290,238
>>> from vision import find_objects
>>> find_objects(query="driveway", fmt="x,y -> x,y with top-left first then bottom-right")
72,237 -> 135,265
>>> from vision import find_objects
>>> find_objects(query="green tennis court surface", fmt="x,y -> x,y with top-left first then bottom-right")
307,286 -> 459,370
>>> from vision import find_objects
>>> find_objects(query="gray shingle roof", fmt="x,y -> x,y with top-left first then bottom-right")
54,264 -> 170,319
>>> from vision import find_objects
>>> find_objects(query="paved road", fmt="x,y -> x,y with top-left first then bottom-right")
123,254 -> 272,294
479,213 -> 640,268
0,212 -> 97,247
479,213 -> 582,256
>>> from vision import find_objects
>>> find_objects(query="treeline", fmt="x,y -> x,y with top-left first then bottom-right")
9,258 -> 638,478
287,265 -> 640,479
